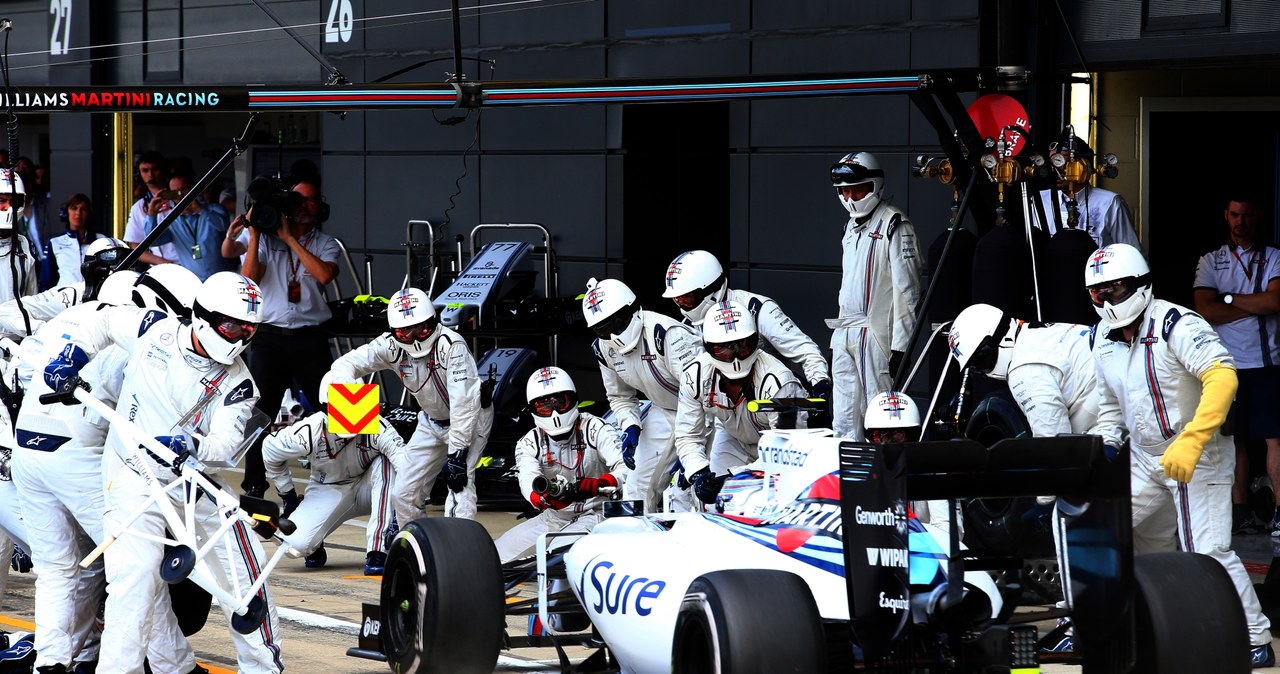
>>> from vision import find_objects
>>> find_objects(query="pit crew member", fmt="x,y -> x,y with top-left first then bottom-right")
262,373 -> 404,576
43,271 -> 283,674
828,152 -> 923,440
674,300 -> 808,505
327,287 -> 493,522
582,277 -> 698,511
1086,243 -> 1273,666
494,367 -> 628,563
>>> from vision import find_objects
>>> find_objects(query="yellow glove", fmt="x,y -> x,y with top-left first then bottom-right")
1159,362 -> 1237,483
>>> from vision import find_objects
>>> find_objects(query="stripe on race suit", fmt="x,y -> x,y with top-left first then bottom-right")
1177,481 -> 1196,553
231,520 -> 283,672
1142,319 -> 1175,440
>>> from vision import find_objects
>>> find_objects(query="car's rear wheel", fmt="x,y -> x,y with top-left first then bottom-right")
671,569 -> 825,674
379,518 -> 504,674
1133,551 -> 1249,673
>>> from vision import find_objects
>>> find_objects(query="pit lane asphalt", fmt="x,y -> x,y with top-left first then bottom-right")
2,490 -> 1277,673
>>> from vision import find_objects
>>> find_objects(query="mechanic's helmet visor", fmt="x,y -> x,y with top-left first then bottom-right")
393,316 -> 438,344
91,246 -> 128,266
213,315 -> 258,342
706,334 -> 759,362
869,428 -> 912,444
531,392 -> 576,417
590,303 -> 637,339
673,285 -> 718,311
1087,278 -> 1137,307
967,338 -> 1000,375
829,162 -> 883,186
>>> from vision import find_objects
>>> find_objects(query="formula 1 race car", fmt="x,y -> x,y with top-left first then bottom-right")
358,423 -> 1252,674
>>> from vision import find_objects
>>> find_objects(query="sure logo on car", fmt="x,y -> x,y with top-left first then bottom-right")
575,556 -> 666,617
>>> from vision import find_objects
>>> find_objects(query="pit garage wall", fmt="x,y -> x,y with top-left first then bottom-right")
317,1 -> 980,390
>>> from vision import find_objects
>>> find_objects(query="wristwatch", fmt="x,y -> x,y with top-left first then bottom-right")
1224,294 -> 1235,305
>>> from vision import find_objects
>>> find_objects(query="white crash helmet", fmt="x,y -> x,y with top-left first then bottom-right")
1083,243 -> 1152,326
95,270 -> 142,307
582,277 -> 643,354
831,151 -> 884,218
864,390 -> 921,442
0,170 -> 25,231
191,272 -> 263,365
134,264 -> 201,319
526,366 -> 579,437
702,300 -> 760,380
948,303 -> 1020,381
864,390 -> 921,429
318,371 -> 357,441
84,237 -> 129,264
387,287 -> 440,358
662,250 -> 727,324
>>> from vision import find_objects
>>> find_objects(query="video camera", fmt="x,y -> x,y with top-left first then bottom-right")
245,176 -> 301,234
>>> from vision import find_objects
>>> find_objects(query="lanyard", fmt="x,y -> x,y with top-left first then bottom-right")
287,230 -> 316,282
1231,246 -> 1257,283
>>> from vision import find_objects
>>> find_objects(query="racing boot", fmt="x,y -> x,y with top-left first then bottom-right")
304,543 -> 327,569
364,551 -> 386,576
1252,643 -> 1276,668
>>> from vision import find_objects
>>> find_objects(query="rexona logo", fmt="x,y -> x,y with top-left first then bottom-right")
879,592 -> 909,613
865,547 -> 909,569
853,500 -> 909,536
581,559 -> 666,617
361,616 -> 381,638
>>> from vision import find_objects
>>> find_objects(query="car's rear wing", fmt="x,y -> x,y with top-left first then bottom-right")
841,435 -> 1134,673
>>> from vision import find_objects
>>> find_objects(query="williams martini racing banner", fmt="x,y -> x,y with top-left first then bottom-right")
0,69 -> 995,112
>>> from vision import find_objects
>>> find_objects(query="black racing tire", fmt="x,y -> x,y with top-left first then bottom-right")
1133,552 -> 1250,674
960,395 -> 1053,556
671,569 -> 825,674
380,517 -> 504,674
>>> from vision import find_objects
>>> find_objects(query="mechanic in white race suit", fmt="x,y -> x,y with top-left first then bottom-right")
41,271 -> 284,674
327,287 -> 493,522
675,300 -> 808,505
949,302 -> 1100,649
582,277 -> 699,512
0,169 -> 39,304
494,367 -> 628,563
661,249 -> 829,394
0,238 -> 135,340
1086,243 -> 1274,665
12,267 -> 202,674
828,152 -> 923,441
862,389 -> 955,534
262,372 -> 405,576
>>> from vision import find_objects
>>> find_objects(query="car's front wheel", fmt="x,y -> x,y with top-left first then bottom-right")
379,517 -> 504,674
671,569 -> 825,674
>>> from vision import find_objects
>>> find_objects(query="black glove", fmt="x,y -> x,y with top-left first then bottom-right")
280,489 -> 303,518
10,546 -> 30,573
810,379 -> 832,402
689,467 -> 726,505
442,450 -> 468,493
889,351 -> 905,379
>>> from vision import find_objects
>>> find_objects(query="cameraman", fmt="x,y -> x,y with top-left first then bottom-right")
222,179 -> 339,498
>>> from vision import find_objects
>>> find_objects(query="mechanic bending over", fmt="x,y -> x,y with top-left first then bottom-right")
327,287 -> 494,523
861,390 -> 957,537
1086,243 -> 1274,668
582,277 -> 699,513
674,300 -> 809,506
949,303 -> 1102,653
493,367 -> 629,563
262,372 -> 406,576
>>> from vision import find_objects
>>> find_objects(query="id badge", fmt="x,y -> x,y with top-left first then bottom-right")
287,280 -> 301,303
190,243 -> 202,260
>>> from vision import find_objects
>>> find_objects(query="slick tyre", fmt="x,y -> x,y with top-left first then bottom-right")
672,569 -> 824,674
1133,552 -> 1249,674
380,518 -> 504,674
961,395 -> 1052,555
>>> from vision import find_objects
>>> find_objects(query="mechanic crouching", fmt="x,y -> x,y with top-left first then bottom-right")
674,300 -> 808,506
494,367 -> 628,563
